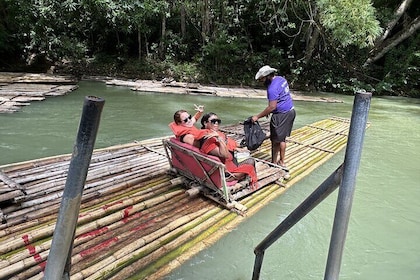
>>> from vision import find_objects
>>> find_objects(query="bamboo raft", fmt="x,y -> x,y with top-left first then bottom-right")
0,73 -> 78,113
0,117 -> 354,279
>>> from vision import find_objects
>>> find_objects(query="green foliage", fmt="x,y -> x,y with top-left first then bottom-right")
197,30 -> 252,84
0,0 -> 418,97
166,62 -> 201,83
161,31 -> 190,61
317,0 -> 382,48
377,35 -> 420,96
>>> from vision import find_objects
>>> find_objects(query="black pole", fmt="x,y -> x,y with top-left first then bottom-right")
44,96 -> 105,280
252,165 -> 343,280
324,91 -> 371,279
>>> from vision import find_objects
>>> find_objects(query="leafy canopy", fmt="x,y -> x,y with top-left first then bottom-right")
318,0 -> 382,48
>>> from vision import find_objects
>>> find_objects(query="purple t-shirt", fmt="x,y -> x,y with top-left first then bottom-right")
267,76 -> 294,113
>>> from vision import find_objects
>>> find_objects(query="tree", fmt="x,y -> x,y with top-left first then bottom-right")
364,0 -> 420,65
317,0 -> 382,48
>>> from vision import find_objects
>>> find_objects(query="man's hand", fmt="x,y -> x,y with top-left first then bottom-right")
251,115 -> 259,123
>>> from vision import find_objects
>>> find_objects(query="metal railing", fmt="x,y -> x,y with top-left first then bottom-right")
252,91 -> 372,280
44,96 -> 105,280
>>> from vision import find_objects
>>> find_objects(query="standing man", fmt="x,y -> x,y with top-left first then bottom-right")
252,65 -> 296,178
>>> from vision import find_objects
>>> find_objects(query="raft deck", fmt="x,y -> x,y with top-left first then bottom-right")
0,117 -> 353,279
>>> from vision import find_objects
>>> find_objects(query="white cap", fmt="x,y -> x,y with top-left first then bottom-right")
255,65 -> 277,80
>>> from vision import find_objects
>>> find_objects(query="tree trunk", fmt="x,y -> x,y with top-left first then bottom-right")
364,0 -> 417,66
364,16 -> 420,66
138,29 -> 142,60
201,0 -> 210,44
304,26 -> 320,64
159,14 -> 167,60
145,34 -> 149,57
374,0 -> 414,47
180,3 -> 186,40
303,2 -> 319,64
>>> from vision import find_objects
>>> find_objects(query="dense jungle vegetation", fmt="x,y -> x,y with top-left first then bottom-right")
0,0 -> 419,97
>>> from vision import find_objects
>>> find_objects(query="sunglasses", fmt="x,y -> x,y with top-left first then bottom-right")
209,119 -> 222,124
182,114 -> 192,123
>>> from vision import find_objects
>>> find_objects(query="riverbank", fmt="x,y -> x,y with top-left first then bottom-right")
0,72 -> 343,113
87,75 -> 343,103
0,72 -> 78,113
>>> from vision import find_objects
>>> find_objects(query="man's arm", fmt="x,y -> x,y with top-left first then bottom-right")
252,100 -> 277,122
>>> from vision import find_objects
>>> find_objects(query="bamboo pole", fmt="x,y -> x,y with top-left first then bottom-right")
1,194 -> 197,279
0,195 -> 193,275
0,187 -> 184,255
73,207 -> 214,280
146,184 -> 281,279
71,196 -> 203,262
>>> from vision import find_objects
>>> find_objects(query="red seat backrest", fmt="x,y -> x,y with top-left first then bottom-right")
169,138 -> 224,188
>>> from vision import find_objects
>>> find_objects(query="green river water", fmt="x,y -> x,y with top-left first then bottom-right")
0,81 -> 419,279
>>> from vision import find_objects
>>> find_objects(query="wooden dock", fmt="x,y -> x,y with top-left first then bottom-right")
0,117 -> 353,279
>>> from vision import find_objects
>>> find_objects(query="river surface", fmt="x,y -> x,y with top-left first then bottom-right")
1,81 -> 419,280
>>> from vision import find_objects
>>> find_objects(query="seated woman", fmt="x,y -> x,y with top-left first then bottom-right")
169,104 -> 205,147
199,112 -> 258,187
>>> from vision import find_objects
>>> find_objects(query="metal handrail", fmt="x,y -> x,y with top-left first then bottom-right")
252,92 -> 372,280
44,96 -> 105,280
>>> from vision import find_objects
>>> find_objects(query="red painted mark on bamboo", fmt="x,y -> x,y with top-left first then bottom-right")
131,218 -> 156,232
26,243 -> 36,255
76,226 -> 109,240
121,211 -> 143,224
33,252 -> 43,263
22,234 -> 44,266
79,237 -> 119,258
22,234 -> 30,245
22,234 -> 37,255
38,261 -> 46,270
101,200 -> 124,210
122,206 -> 134,222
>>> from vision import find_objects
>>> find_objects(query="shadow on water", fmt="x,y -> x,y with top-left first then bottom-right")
1,81 -> 419,280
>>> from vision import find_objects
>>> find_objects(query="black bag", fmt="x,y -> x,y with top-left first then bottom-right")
243,117 -> 267,151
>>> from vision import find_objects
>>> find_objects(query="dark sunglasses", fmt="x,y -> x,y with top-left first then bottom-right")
183,115 -> 192,123
209,119 -> 222,124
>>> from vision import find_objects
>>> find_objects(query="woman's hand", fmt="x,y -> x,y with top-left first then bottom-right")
203,131 -> 219,139
235,147 -> 249,152
194,104 -> 204,112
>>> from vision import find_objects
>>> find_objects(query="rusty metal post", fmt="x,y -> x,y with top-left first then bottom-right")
44,96 -> 105,280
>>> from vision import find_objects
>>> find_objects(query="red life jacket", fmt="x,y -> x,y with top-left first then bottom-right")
200,131 -> 257,186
